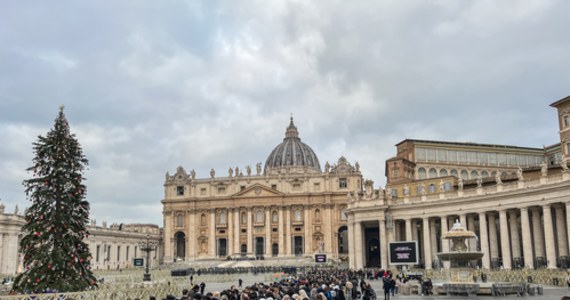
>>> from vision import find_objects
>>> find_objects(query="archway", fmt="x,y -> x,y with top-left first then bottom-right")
174,231 -> 186,259
217,238 -> 227,258
293,236 -> 304,256
272,243 -> 279,257
338,226 -> 348,254
255,237 -> 265,257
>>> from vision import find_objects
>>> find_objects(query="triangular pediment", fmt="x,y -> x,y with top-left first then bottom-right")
233,183 -> 284,197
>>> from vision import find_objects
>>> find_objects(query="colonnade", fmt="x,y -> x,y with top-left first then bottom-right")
349,202 -> 570,270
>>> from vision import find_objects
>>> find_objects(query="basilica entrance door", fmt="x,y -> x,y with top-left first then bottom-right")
175,232 -> 186,260
293,236 -> 304,256
255,237 -> 264,257
218,238 -> 227,258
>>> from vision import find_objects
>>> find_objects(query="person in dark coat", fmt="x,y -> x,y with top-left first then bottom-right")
200,282 -> 206,294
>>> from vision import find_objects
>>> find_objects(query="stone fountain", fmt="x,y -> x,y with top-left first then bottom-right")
436,220 -> 484,294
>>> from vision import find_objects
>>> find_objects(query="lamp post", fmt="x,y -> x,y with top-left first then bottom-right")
139,233 -> 158,281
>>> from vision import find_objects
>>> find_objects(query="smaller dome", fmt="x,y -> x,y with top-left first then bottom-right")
265,118 -> 321,173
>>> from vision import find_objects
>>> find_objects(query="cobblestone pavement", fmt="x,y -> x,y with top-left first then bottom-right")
197,274 -> 570,300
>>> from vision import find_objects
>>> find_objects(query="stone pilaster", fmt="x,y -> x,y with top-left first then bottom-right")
278,207 -> 284,256
209,209 -> 216,258
247,209 -> 253,254
189,212 -> 196,260
266,208 -> 272,255
285,208 -> 291,255
429,218 -> 438,265
234,209 -> 240,255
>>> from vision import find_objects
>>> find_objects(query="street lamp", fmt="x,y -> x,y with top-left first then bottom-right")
138,233 -> 158,281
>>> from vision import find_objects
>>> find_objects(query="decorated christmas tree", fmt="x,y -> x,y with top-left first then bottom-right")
12,106 -> 97,293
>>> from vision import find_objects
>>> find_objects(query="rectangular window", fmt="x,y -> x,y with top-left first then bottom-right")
339,178 -> 348,188
117,246 -> 121,262
566,143 -> 570,155
489,153 -> 498,165
437,149 -> 446,162
458,151 -> 467,163
176,186 -> 184,196
448,150 -> 457,163
391,188 -> 398,198
415,147 -> 426,161
217,186 -> 226,194
467,152 -> 477,164
313,183 -> 321,191
478,152 -> 488,164
96,245 -> 100,262
271,184 -> 277,189
126,246 -> 129,261
497,153 -> 507,165
564,115 -> 569,127
200,188 -> 206,195
426,148 -> 436,161
240,186 -> 246,191
292,183 -> 301,191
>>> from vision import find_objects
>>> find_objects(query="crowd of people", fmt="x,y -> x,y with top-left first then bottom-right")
144,268 -> 413,300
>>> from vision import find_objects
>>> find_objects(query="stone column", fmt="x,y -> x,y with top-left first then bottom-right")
394,220 -> 401,241
555,205 -> 569,258
304,207 -> 312,254
531,208 -> 545,263
488,212 -> 499,263
440,216 -> 450,269
412,220 -> 419,242
266,208 -> 272,256
209,209 -> 216,258
278,207 -> 284,257
227,209 -> 233,257
379,218 -> 388,269
188,212 -> 196,260
567,203 -> 570,262
520,207 -> 534,269
234,209 -> 240,255
348,217 -> 356,268
247,209 -> 253,254
422,217 -> 432,269
429,219 -> 438,265
478,212 -> 490,269
285,208 -> 291,255
467,214 -> 476,251
355,221 -> 364,269
499,209 -> 512,269
509,210 -> 522,263
440,216 -> 449,252
543,204 -> 557,269
324,205 -> 333,254
405,218 -> 412,241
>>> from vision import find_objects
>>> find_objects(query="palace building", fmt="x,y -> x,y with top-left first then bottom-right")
346,96 -> 570,270
161,118 -> 365,262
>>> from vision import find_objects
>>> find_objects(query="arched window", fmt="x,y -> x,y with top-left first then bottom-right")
428,184 -> 436,193
176,213 -> 184,227
450,169 -> 458,177
429,168 -> 437,178
418,168 -> 426,179
294,209 -> 302,222
470,170 -> 479,179
481,171 -> 489,177
272,211 -> 278,223
443,182 -> 452,191
460,170 -> 468,179
440,169 -> 448,177
241,212 -> 247,224
200,213 -> 206,226
315,209 -> 321,221
219,211 -> 227,225
256,210 -> 264,223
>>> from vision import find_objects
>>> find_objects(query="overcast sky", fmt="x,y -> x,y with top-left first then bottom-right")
1,1 -> 569,226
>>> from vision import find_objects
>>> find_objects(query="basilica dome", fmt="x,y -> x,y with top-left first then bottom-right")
265,118 -> 321,173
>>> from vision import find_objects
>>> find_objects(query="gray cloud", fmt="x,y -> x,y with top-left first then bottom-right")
1,1 -> 569,225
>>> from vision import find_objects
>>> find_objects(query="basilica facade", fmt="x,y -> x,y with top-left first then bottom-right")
161,119 -> 366,262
